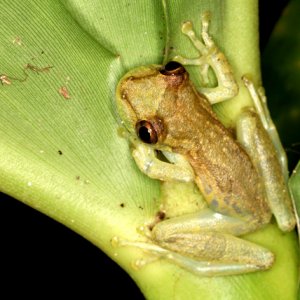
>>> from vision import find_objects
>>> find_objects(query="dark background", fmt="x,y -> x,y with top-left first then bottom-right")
0,1 -> 293,299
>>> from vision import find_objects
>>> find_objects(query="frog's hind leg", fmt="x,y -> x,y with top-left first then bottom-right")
112,209 -> 274,276
157,232 -> 274,276
236,93 -> 296,232
112,231 -> 274,277
173,12 -> 238,104
242,76 -> 289,182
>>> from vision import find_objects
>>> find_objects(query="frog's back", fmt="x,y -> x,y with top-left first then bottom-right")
159,83 -> 271,224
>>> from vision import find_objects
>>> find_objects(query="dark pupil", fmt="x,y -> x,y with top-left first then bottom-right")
138,126 -> 152,143
164,61 -> 183,71
159,61 -> 185,76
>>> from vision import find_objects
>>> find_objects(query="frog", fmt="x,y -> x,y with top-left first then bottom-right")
112,12 -> 296,276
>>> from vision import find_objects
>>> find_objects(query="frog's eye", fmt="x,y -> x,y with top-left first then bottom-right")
160,61 -> 186,76
136,120 -> 158,144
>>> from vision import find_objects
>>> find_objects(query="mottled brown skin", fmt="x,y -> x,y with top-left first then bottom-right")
118,65 -> 272,231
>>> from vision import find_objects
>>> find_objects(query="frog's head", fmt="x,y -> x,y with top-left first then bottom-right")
116,61 -> 187,144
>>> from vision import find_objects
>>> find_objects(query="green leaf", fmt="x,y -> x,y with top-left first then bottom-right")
0,1 -> 298,299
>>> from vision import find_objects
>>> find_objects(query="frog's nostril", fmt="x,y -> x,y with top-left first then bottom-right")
136,120 -> 158,144
160,61 -> 186,76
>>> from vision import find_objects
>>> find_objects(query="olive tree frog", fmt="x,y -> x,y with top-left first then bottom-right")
113,12 -> 296,276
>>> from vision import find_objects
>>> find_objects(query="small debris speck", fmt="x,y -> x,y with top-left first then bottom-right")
0,75 -> 11,85
13,36 -> 22,46
156,211 -> 166,221
120,203 -> 125,208
59,86 -> 71,99
25,63 -> 53,73
58,150 -> 63,155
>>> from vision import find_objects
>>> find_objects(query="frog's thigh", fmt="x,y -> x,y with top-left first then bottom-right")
153,208 -> 257,237
236,110 -> 296,232
132,143 -> 195,182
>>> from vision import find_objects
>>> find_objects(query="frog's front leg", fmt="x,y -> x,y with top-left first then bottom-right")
173,12 -> 238,104
131,140 -> 195,183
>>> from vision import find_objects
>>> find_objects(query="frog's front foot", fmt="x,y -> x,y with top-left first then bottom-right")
131,138 -> 195,183
173,12 -> 238,104
173,11 -> 214,85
